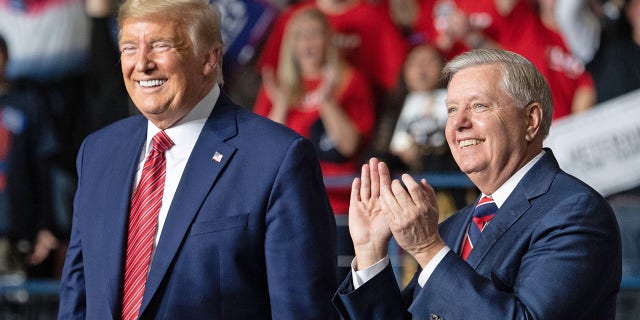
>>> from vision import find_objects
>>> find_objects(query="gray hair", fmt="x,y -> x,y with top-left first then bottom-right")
117,0 -> 224,85
442,49 -> 554,139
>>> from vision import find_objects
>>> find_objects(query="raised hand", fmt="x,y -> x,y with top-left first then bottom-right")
349,158 -> 393,270
261,67 -> 290,124
317,65 -> 338,102
378,168 -> 446,268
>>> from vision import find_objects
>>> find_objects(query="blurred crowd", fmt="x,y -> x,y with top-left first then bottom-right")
0,0 -> 639,290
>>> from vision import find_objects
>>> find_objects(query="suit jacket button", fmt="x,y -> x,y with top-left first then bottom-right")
430,314 -> 443,320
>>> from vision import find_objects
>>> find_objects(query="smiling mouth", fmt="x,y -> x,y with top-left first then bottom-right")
459,139 -> 483,148
138,79 -> 166,88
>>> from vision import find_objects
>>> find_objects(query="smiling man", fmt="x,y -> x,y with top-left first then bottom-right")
57,0 -> 338,319
333,49 -> 622,320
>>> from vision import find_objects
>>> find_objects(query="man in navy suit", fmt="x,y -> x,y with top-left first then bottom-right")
57,0 -> 337,318
333,49 -> 622,319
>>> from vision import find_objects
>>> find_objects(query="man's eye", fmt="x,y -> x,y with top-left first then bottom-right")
447,106 -> 457,114
121,46 -> 137,55
152,43 -> 171,52
474,103 -> 487,110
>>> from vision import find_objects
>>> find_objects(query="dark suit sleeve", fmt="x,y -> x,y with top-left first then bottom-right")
333,263 -> 410,320
264,137 -> 338,319
410,193 -> 621,320
58,141 -> 87,319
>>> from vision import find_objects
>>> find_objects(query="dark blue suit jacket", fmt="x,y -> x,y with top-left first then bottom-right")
58,93 -> 338,319
334,150 -> 621,320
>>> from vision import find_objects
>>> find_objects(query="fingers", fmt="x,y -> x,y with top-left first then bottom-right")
380,175 -> 435,222
377,160 -> 392,190
350,177 -> 361,204
360,163 -> 371,201
378,194 -> 392,220
369,158 -> 380,200
390,178 -> 414,212
378,162 -> 406,219
390,175 -> 435,210
420,178 -> 438,205
357,157 -> 383,202
262,67 -> 276,90
379,179 -> 402,224
380,174 -> 416,209
321,65 -> 337,86
401,174 -> 426,205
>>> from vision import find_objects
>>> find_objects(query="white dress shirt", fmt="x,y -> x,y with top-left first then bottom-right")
353,150 -> 546,289
132,85 -> 220,255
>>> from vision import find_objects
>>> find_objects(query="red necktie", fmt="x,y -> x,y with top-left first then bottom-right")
122,131 -> 174,320
461,196 -> 497,260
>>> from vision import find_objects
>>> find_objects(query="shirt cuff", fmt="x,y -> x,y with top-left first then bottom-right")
351,256 -> 390,289
417,246 -> 451,287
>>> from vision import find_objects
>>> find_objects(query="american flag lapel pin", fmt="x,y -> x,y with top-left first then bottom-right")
212,151 -> 223,163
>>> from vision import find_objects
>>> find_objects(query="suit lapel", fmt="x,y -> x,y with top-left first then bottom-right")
441,206 -> 474,256
139,94 -> 239,313
464,150 -> 560,268
101,120 -> 147,316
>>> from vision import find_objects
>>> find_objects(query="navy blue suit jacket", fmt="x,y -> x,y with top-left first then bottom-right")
58,93 -> 338,319
334,150 -> 621,320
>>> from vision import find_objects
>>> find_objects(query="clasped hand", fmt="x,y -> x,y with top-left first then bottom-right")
350,158 -> 445,270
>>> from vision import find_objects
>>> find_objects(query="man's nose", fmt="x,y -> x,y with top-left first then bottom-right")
135,47 -> 155,72
449,108 -> 472,131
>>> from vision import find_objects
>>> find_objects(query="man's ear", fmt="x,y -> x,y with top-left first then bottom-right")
525,102 -> 542,142
202,47 -> 221,76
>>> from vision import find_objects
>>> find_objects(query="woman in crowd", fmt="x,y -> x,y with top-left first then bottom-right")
388,43 -> 453,174
253,7 -> 375,281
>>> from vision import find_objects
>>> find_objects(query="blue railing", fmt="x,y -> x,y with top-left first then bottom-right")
323,171 -> 476,189
0,279 -> 60,296
622,275 -> 640,290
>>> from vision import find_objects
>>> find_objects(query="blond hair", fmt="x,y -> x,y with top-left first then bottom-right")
277,8 -> 344,105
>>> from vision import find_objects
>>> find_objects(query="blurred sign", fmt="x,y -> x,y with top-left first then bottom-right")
545,89 -> 640,196
211,0 -> 278,74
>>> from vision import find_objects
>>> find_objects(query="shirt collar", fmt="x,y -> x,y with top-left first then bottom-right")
144,85 -> 220,153
486,149 -> 546,208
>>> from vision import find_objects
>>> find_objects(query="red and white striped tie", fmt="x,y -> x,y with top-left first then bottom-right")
122,130 -> 173,320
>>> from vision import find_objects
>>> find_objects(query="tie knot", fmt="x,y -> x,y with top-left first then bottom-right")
463,196 -> 498,260
152,131 -> 174,153
473,196 -> 497,219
